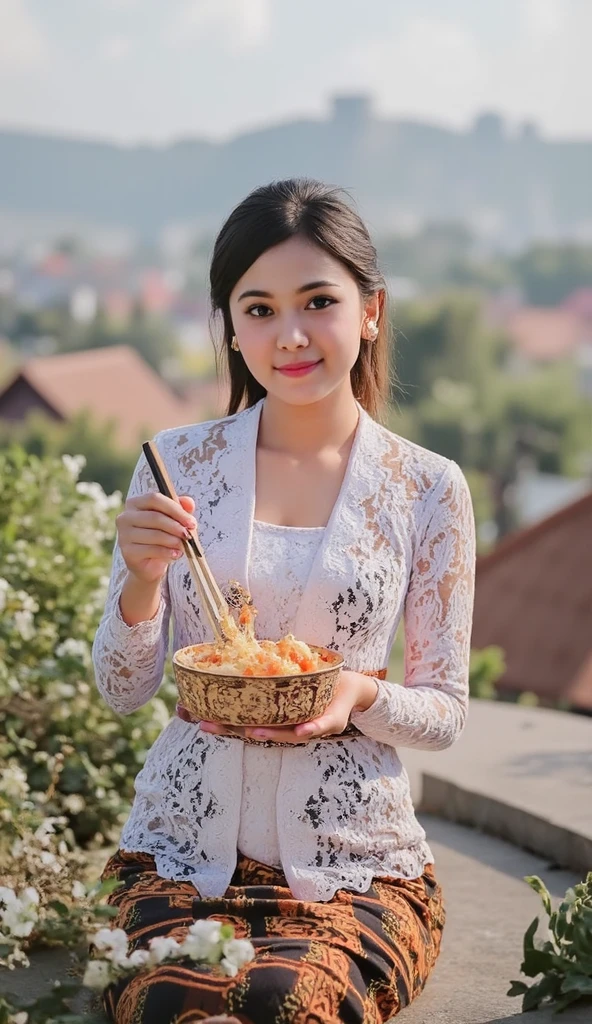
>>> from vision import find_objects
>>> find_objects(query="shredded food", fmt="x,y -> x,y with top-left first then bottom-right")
177,589 -> 335,677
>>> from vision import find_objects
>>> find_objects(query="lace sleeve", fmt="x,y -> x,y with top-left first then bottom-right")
350,460 -> 476,750
91,449 -> 171,715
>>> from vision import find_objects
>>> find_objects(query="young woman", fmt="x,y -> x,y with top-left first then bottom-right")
93,178 -> 476,1024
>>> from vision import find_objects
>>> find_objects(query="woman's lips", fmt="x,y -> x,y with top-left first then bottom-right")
275,360 -> 322,377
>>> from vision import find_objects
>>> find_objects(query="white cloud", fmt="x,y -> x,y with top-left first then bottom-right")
101,0 -> 140,8
347,16 -> 486,129
100,35 -> 133,61
345,4 -> 592,138
523,0 -> 564,44
170,0 -> 271,51
0,0 -> 50,73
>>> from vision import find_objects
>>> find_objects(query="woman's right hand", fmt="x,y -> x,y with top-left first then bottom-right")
116,492 -> 197,586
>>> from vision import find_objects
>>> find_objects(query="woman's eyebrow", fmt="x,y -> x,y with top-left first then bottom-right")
237,280 -> 341,302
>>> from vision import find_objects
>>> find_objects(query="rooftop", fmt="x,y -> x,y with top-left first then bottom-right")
0,345 -> 197,449
472,491 -> 592,708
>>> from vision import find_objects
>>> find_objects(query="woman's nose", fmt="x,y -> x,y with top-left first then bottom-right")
277,321 -> 309,350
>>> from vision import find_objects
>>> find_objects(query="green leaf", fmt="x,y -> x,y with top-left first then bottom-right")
48,899 -> 71,918
521,948 -> 555,978
522,978 -> 546,1012
526,875 -> 552,917
91,904 -> 119,918
552,991 -> 588,1014
507,980 -> 528,997
524,916 -> 540,956
560,975 -> 592,995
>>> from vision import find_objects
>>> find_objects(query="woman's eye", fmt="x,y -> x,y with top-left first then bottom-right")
307,296 -> 335,310
246,304 -> 273,317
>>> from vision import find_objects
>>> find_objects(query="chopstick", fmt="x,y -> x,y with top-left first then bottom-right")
142,440 -> 230,643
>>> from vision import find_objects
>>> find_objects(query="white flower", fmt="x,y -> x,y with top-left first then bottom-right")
90,927 -> 129,963
147,936 -> 183,965
0,887 -> 17,908
9,1012 -> 28,1024
0,764 -> 29,801
34,819 -> 57,847
63,793 -> 86,814
221,937 -> 254,972
21,888 -> 39,907
55,637 -> 90,662
62,453 -> 87,480
40,850 -> 63,873
123,948 -> 150,969
187,920 -> 223,945
13,609 -> 34,641
76,480 -> 121,514
179,919 -> 224,963
72,880 -> 87,900
0,889 -> 39,938
15,591 -> 38,614
83,959 -> 113,991
0,577 -> 10,613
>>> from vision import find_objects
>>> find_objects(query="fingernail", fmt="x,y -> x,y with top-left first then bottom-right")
172,550 -> 182,558
185,518 -> 197,530
183,528 -> 192,539
252,730 -> 268,739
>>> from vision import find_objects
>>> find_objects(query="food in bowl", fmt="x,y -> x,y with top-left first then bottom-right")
172,589 -> 343,728
174,601 -> 334,676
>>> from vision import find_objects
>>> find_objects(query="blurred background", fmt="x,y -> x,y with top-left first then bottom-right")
0,1 -> 590,714
1,11 -> 592,1018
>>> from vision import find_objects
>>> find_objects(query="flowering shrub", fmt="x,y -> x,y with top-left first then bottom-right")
1,749 -> 255,1022
0,448 -> 175,846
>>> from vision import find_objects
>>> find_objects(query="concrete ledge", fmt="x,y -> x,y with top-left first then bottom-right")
421,773 -> 592,875
401,700 -> 592,875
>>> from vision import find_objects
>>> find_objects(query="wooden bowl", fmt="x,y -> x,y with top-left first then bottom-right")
172,643 -> 344,727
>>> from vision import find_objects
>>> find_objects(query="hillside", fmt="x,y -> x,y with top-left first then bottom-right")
1,100 -> 591,245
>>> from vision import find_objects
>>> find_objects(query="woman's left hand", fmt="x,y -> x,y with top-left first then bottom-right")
177,670 -> 379,743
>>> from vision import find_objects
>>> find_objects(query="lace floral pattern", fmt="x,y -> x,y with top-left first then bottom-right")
237,520 -> 324,868
92,400 -> 476,902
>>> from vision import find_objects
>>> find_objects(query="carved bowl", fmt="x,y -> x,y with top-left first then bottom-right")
172,643 -> 344,727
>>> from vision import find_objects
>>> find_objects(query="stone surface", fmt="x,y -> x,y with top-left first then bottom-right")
401,699 -> 592,874
401,815 -> 591,1024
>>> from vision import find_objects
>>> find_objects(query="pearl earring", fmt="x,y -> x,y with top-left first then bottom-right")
231,336 -> 240,352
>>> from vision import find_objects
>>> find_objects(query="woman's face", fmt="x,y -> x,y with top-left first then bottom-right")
228,236 -> 380,406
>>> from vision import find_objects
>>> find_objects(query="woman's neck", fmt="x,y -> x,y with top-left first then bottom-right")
258,385 -> 360,458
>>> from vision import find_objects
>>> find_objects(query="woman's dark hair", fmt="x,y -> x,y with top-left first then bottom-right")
209,178 -> 390,420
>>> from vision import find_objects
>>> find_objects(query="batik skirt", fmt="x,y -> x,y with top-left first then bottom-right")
100,849 -> 445,1024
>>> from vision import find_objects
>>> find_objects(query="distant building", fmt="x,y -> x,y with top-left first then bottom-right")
331,94 -> 372,128
472,491 -> 592,711
504,307 -> 586,362
0,345 -> 199,449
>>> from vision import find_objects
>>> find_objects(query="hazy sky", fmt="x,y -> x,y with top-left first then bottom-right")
1,0 -> 590,143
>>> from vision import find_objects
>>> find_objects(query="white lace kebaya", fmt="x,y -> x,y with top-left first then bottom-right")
92,399 -> 476,903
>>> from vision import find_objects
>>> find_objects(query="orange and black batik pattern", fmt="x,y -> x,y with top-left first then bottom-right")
100,849 -> 445,1024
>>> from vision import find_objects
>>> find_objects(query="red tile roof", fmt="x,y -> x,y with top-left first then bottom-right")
505,307 -> 584,361
1,345 -> 198,449
472,491 -> 592,709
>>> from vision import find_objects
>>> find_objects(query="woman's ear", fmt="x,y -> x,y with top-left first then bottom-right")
364,292 -> 382,324
361,291 -> 383,340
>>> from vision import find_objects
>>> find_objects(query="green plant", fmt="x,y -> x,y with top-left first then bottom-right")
508,873 -> 592,1013
0,447 -> 175,846
468,645 -> 505,699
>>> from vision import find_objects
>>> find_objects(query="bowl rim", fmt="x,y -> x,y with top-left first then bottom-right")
172,642 -> 344,681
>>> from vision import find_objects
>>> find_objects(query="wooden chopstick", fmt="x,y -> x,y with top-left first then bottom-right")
142,440 -> 230,642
